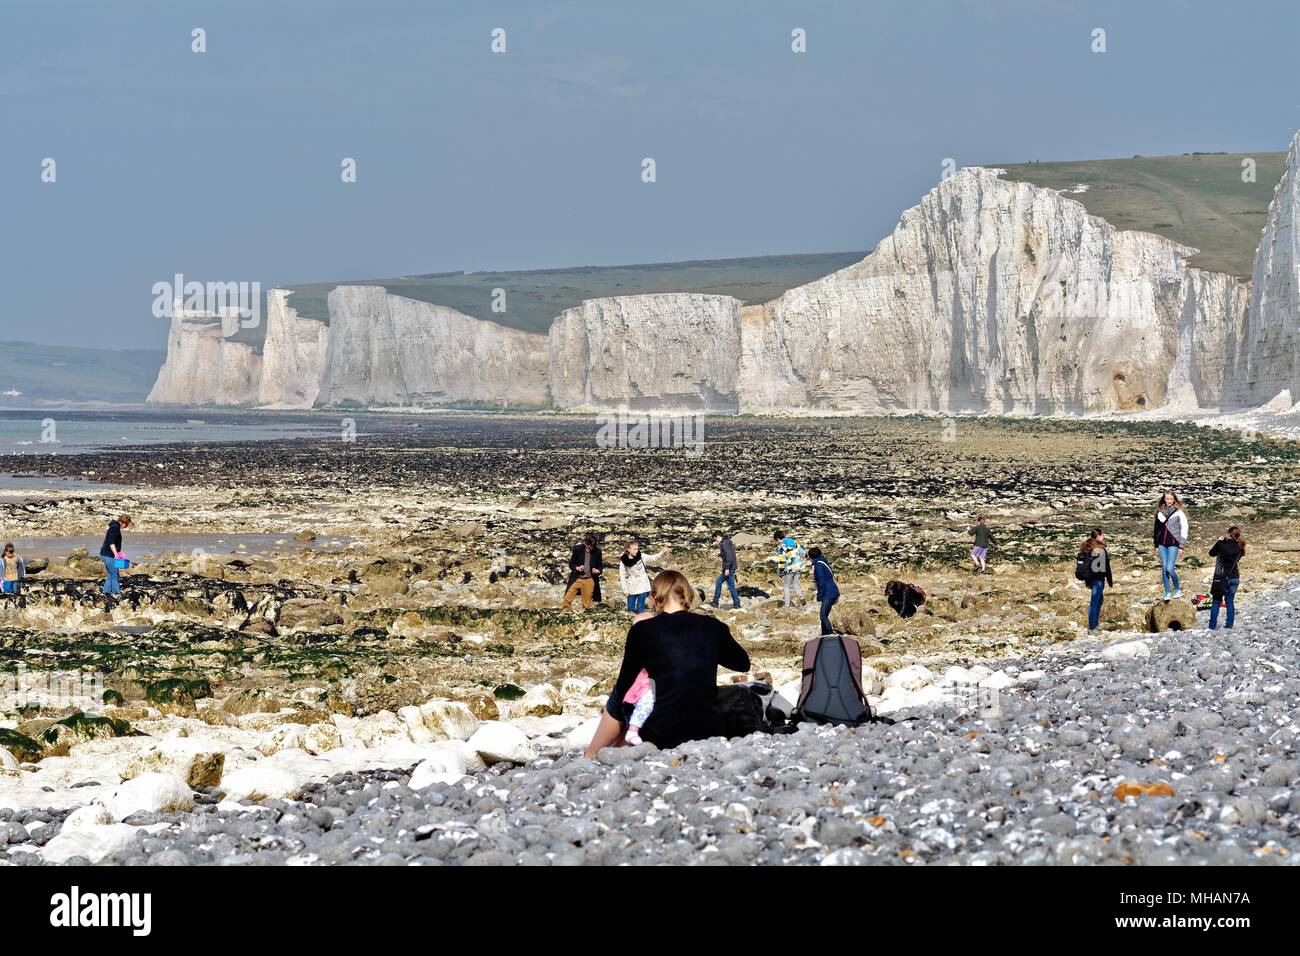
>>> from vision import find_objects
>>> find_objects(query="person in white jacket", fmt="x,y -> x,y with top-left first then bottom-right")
618,540 -> 669,613
1153,490 -> 1189,600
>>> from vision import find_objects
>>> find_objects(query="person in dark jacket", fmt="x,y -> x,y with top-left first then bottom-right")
584,570 -> 750,755
1208,526 -> 1245,630
98,514 -> 131,596
968,516 -> 995,573
1079,528 -> 1113,632
808,546 -> 841,634
711,530 -> 740,609
562,533 -> 603,609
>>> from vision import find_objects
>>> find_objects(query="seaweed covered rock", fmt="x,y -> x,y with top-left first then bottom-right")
144,677 -> 214,714
37,712 -> 133,757
277,597 -> 344,631
828,602 -> 878,637
0,728 -> 43,764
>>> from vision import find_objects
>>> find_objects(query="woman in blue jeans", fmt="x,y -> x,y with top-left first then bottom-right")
1079,529 -> 1113,632
98,514 -> 131,596
808,547 -> 840,635
1152,491 -> 1189,600
617,540 -> 667,614
1208,527 -> 1245,630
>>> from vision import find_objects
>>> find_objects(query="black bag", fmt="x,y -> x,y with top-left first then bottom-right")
1074,551 -> 1091,581
795,634 -> 874,726
717,683 -> 767,737
885,580 -> 925,618
1211,552 -> 1241,599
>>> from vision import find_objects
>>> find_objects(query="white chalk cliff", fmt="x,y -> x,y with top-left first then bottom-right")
258,290 -> 328,408
318,287 -> 548,407
548,294 -> 741,411
147,312 -> 261,406
739,166 -> 1251,414
149,131 -> 1300,415
1230,130 -> 1300,406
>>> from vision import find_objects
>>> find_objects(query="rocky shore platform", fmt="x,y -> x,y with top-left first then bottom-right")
3,581 -> 1297,866
4,413 -> 1300,865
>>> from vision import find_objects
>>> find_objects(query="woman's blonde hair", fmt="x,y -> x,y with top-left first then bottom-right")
119,514 -> 132,527
650,569 -> 694,610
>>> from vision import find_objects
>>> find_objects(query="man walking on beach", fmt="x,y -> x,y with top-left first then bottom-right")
711,530 -> 741,609
562,532 -> 603,610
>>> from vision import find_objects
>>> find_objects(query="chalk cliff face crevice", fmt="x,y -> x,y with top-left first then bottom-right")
1230,130 -> 1300,406
547,294 -> 742,411
148,131 -> 1299,415
318,287 -> 549,408
258,289 -> 329,408
147,313 -> 261,406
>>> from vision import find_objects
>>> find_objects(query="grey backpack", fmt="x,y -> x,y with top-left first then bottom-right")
795,635 -> 874,726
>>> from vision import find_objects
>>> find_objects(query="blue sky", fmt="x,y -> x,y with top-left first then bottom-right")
2,0 -> 1297,349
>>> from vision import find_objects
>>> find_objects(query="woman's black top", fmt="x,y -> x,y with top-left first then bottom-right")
1209,539 -> 1243,580
607,610 -> 750,749
99,520 -> 122,558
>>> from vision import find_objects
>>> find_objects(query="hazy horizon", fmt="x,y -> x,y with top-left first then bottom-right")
2,0 -> 1297,351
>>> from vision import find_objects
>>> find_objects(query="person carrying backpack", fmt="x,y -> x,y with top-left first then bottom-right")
772,531 -> 806,607
1076,528 -> 1113,632
1152,490 -> 1189,600
808,546 -> 840,634
1208,526 -> 1245,630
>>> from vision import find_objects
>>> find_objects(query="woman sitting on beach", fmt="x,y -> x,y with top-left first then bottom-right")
584,570 -> 750,756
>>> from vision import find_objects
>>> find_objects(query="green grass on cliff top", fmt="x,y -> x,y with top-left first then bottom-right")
993,151 -> 1286,279
276,252 -> 868,335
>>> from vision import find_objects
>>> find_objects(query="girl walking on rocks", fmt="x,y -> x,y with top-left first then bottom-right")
618,539 -> 669,614
968,515 -> 995,573
1153,491 -> 1188,600
1078,529 -> 1113,632
1208,527 -> 1245,630
1,543 -> 25,594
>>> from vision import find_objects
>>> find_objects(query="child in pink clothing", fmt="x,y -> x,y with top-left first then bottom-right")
622,669 -> 655,746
